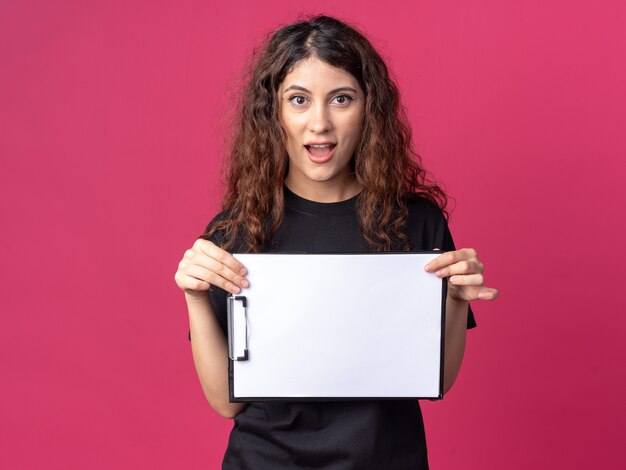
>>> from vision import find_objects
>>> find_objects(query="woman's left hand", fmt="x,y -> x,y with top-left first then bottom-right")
424,248 -> 499,301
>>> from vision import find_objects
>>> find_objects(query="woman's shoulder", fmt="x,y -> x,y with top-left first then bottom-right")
199,208 -> 235,245
206,208 -> 234,227
398,193 -> 451,253
402,192 -> 446,222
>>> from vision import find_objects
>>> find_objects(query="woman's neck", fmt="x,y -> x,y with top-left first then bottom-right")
284,175 -> 361,203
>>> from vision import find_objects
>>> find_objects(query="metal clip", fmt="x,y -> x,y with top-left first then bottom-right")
227,296 -> 248,361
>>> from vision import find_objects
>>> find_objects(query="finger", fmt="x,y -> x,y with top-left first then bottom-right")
184,263 -> 246,294
436,259 -> 483,278
478,287 -> 499,300
195,256 -> 249,289
191,241 -> 249,286
449,285 -> 498,302
449,273 -> 484,286
175,272 -> 212,293
425,247 -> 479,272
424,250 -> 462,272
195,239 -> 247,276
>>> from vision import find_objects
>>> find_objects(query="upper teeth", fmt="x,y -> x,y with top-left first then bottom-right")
309,144 -> 332,148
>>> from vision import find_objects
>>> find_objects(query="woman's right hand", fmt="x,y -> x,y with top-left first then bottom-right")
174,239 -> 249,301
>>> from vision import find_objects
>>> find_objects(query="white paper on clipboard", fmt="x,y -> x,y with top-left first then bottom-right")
227,252 -> 446,401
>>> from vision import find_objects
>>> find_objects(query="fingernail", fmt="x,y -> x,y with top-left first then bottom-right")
241,280 -> 249,288
232,286 -> 241,294
424,264 -> 432,271
436,270 -> 444,277
240,267 -> 247,275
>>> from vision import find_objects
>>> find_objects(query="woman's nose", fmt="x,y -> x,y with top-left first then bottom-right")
307,103 -> 332,133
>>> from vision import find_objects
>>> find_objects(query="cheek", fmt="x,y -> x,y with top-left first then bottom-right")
342,114 -> 364,145
343,104 -> 364,126
280,115 -> 306,145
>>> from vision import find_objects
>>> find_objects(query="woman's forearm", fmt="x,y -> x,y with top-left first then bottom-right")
443,295 -> 469,394
186,293 -> 247,418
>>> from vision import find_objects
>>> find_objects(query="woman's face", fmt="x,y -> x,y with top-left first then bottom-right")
278,57 -> 365,202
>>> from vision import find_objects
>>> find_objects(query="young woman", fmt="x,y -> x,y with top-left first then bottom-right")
175,15 -> 498,469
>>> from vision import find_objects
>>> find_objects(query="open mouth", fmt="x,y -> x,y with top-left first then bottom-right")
304,144 -> 336,163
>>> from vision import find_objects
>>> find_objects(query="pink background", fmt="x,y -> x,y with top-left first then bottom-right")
1,0 -> 624,468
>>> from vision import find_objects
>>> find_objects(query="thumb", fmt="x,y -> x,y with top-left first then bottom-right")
478,287 -> 499,300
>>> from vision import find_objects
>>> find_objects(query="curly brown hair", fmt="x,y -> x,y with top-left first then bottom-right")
203,15 -> 449,252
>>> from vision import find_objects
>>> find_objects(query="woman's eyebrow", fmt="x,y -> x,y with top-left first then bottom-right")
283,85 -> 358,95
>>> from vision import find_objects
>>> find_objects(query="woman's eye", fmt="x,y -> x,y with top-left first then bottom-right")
333,95 -> 353,105
289,95 -> 308,106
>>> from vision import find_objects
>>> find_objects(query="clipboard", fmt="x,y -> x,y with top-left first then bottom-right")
227,252 -> 447,401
